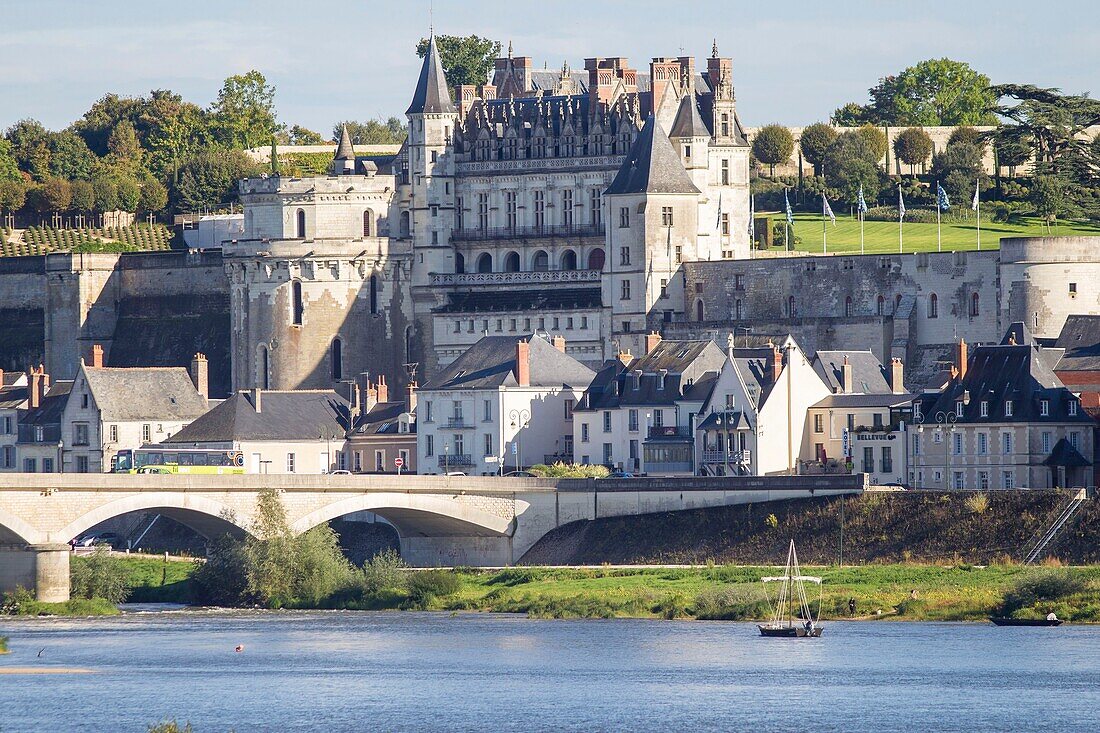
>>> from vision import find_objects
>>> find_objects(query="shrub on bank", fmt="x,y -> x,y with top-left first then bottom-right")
71,546 -> 131,603
693,585 -> 772,621
999,569 -> 1086,617
407,570 -> 462,607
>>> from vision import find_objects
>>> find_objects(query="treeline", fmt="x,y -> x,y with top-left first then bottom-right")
0,71 -> 406,223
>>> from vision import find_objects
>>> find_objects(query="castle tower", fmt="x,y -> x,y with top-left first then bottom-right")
604,114 -> 701,354
668,93 -> 710,192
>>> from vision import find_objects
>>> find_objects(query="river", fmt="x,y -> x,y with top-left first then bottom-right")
1,609 -> 1096,732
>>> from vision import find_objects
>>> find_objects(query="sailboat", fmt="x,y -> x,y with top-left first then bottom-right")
758,540 -> 824,638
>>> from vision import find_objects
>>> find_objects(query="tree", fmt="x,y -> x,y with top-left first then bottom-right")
92,177 -> 119,213
991,84 -> 1100,178
948,125 -> 984,151
893,127 -> 934,175
0,138 -> 20,182
47,130 -> 98,181
107,120 -> 145,177
139,179 -> 168,213
831,102 -> 871,127
73,93 -> 145,157
244,488 -> 298,607
70,180 -> 96,213
116,178 -> 141,212
834,59 -> 997,126
416,35 -> 501,89
799,123 -> 837,177
141,92 -> 209,183
931,141 -> 986,202
170,148 -> 263,212
1031,175 -> 1071,225
857,125 -> 888,166
26,178 -> 72,215
823,131 -> 882,203
0,180 -> 26,214
209,70 -> 278,150
333,118 -> 407,145
751,124 -> 794,178
284,125 -> 325,145
5,119 -> 52,180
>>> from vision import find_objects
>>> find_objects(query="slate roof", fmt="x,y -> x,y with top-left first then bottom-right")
1044,437 -> 1090,467
813,351 -> 893,395
812,393 -> 914,409
434,288 -> 601,313
0,385 -> 28,410
407,36 -> 457,115
18,381 -> 73,441
605,114 -> 700,196
1053,315 -> 1100,372
422,335 -> 595,391
917,342 -> 1093,425
351,401 -> 416,436
669,94 -> 709,138
575,340 -> 725,410
334,125 -> 355,161
83,367 -> 209,422
164,390 -> 350,443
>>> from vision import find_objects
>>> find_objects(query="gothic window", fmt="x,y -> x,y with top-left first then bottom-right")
970,292 -> 980,317
455,252 -> 465,274
477,193 -> 489,231
562,190 -> 574,228
505,191 -> 517,230
477,253 -> 493,273
561,250 -> 577,270
331,338 -> 343,381
720,113 -> 730,137
455,197 -> 464,230
696,300 -> 705,322
296,208 -> 306,238
619,207 -> 629,228
291,280 -> 304,325
735,299 -> 744,320
721,159 -> 730,185
661,207 -> 674,226
588,248 -> 605,271
399,211 -> 410,237
621,279 -> 631,300
504,251 -> 520,272
929,293 -> 938,318
877,295 -> 885,315
589,189 -> 602,228
369,275 -> 379,314
532,250 -> 549,272
787,296 -> 796,317
363,210 -> 373,237
258,345 -> 269,389
620,246 -> 631,266
533,190 -> 546,229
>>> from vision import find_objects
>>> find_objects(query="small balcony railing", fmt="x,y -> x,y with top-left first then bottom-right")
442,418 -> 475,429
702,449 -> 751,464
450,224 -> 605,243
431,269 -> 601,287
646,425 -> 693,439
438,454 -> 473,467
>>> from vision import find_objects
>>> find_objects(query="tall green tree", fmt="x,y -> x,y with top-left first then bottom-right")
333,118 -> 407,145
47,130 -> 98,181
170,148 -> 263,212
823,131 -> 883,204
931,141 -> 986,202
0,138 -> 20,182
107,120 -> 145,177
92,177 -> 119,213
835,59 -> 997,126
284,125 -> 325,145
26,178 -> 72,215
415,35 -> 501,89
0,180 -> 26,214
139,180 -> 168,214
5,119 -> 52,181
752,124 -> 794,178
857,124 -> 889,165
209,70 -> 278,150
70,180 -> 96,213
141,91 -> 210,183
73,93 -> 145,156
893,127 -> 934,175
799,123 -> 837,177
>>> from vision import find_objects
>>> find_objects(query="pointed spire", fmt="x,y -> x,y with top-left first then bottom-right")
407,35 -> 457,115
669,93 -> 708,139
507,39 -> 513,58
712,39 -> 719,58
270,137 -> 279,175
605,114 -> 700,195
334,125 -> 355,161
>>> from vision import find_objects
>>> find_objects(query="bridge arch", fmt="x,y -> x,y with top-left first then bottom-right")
290,492 -> 517,539
51,493 -> 253,546
0,507 -> 39,545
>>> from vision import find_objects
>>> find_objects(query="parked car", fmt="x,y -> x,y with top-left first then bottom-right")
71,532 -> 121,548
328,470 -> 351,475
444,471 -> 467,476
608,471 -> 635,479
504,470 -> 536,477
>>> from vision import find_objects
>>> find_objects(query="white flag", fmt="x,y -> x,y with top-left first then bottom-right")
823,194 -> 836,225
972,179 -> 980,211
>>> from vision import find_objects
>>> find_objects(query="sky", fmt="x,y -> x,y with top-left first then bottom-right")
1,0 -> 1097,134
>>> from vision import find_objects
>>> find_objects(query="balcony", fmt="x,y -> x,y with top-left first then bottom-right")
702,449 -> 752,464
646,425 -> 693,440
450,224 -> 605,243
443,418 -> 474,429
437,454 -> 473,467
431,269 -> 601,287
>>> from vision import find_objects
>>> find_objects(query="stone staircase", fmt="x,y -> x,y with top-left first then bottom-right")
1022,489 -> 1089,564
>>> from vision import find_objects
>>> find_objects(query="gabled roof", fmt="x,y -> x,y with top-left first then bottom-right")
1053,315 -> 1100,372
351,401 -> 416,436
83,366 -> 208,422
18,381 -> 72,438
575,340 -> 725,410
669,94 -> 709,139
1044,437 -> 1091,467
813,351 -> 893,395
164,390 -> 350,443
605,114 -> 700,196
334,125 -> 355,161
422,335 -> 595,391
407,36 -> 457,115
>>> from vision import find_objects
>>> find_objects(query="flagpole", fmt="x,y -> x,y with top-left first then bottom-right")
976,180 -> 981,251
822,197 -> 827,255
860,210 -> 865,255
937,191 -> 942,253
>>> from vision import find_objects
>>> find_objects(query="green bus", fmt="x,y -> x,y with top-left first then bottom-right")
113,448 -> 246,474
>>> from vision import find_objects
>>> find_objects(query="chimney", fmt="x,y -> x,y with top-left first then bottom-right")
515,340 -> 531,387
841,355 -> 854,394
645,331 -> 662,354
406,381 -> 418,413
955,339 -> 968,380
552,335 -> 567,353
365,382 -> 378,413
769,342 -> 783,383
617,349 -> 633,367
250,388 -> 262,413
376,374 -> 389,404
90,343 -> 104,368
890,358 -> 905,394
0,368 -> 4,386
28,365 -> 42,410
189,352 -> 209,401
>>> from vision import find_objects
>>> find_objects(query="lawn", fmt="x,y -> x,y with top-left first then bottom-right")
761,213 -> 1100,255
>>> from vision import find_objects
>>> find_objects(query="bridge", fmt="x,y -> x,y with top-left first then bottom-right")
0,473 -> 865,602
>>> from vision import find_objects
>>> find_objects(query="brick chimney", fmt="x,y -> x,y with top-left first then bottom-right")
0,368 -> 4,387
376,374 -> 389,404
515,340 -> 531,387
406,381 -> 418,413
955,339 -> 968,380
552,335 -> 567,353
189,352 -> 209,401
617,349 -> 633,367
890,357 -> 905,394
365,382 -> 378,413
90,343 -> 104,368
645,331 -> 662,354
841,355 -> 854,394
249,388 -> 262,413
28,364 -> 45,409
770,342 -> 783,383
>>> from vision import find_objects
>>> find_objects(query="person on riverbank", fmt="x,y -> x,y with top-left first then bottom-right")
848,598 -> 857,616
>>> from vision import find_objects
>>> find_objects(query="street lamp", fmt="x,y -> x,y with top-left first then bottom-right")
733,325 -> 752,348
509,408 -> 530,473
443,443 -> 449,474
919,410 -> 959,490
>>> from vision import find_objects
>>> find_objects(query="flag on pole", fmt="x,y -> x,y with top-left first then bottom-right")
715,191 -> 723,230
937,183 -> 951,212
747,194 -> 755,240
857,184 -> 868,215
898,188 -> 906,220
784,189 -> 794,225
823,194 -> 836,225
971,179 -> 980,210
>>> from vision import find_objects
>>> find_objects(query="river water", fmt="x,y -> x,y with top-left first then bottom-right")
1,609 -> 1096,732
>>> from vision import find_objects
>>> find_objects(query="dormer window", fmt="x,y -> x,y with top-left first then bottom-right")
1069,400 -> 1079,416
979,401 -> 989,418
955,401 -> 964,417
913,402 -> 922,422
1040,399 -> 1050,417
1004,400 -> 1013,417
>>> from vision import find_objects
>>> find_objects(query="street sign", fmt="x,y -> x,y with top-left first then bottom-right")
511,442 -> 518,455
394,457 -> 404,468
484,455 -> 498,463
841,428 -> 851,459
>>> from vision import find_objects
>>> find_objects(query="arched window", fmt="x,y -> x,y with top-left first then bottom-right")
331,338 -> 343,381
787,296 -> 795,318
929,293 -> 938,318
560,249 -> 578,270
291,280 -> 304,325
258,345 -> 269,390
399,211 -> 411,238
845,296 -> 853,317
296,209 -> 306,238
476,253 -> 493,273
455,252 -> 465,274
532,250 -> 549,272
877,295 -> 885,316
587,248 -> 605,271
369,275 -> 378,314
895,294 -> 903,313
504,251 -> 521,272
363,210 -> 373,237
696,299 -> 705,322
970,292 -> 980,317
735,299 -> 743,320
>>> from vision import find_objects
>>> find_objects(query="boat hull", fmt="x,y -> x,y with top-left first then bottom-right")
758,625 -> 823,638
989,617 -> 1063,627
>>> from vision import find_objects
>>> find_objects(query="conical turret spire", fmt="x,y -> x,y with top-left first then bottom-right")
606,114 -> 699,195
407,35 -> 457,115
334,125 -> 355,161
